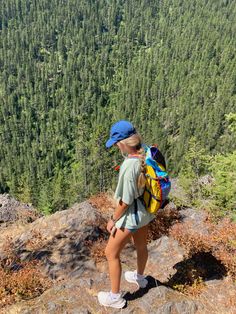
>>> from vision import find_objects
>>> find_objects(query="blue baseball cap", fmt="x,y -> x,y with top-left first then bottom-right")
106,120 -> 137,148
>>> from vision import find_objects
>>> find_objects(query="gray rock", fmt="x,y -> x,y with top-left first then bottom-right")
0,193 -> 41,227
0,200 -> 107,280
146,235 -> 185,281
197,175 -> 214,187
169,178 -> 189,206
156,300 -> 199,314
179,207 -> 209,235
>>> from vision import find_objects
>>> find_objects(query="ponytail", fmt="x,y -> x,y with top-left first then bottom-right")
136,146 -> 146,189
119,133 -> 146,189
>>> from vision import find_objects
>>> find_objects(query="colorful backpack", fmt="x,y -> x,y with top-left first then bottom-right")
140,144 -> 171,214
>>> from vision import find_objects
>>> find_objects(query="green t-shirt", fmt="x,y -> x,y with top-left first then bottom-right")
114,157 -> 155,230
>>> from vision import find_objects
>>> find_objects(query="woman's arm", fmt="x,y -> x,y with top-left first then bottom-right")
107,199 -> 129,234
112,199 -> 129,222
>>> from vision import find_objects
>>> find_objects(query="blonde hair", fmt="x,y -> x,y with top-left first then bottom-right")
119,133 -> 146,189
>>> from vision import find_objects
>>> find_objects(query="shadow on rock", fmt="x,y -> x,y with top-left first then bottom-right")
123,276 -> 162,301
12,222 -> 108,280
165,252 -> 227,289
123,253 -> 227,304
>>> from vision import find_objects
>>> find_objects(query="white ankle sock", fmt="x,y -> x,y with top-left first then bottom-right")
136,271 -> 145,279
110,291 -> 121,299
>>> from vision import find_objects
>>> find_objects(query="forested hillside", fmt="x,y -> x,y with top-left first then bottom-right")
0,0 -> 235,213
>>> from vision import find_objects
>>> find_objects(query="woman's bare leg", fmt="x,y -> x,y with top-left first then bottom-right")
130,225 -> 149,275
105,227 -> 132,293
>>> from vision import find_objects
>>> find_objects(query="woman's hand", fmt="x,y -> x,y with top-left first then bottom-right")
107,219 -> 115,233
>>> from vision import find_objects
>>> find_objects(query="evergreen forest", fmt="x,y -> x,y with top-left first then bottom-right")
0,0 -> 235,213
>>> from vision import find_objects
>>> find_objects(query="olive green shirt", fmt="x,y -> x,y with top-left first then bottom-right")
114,157 -> 155,230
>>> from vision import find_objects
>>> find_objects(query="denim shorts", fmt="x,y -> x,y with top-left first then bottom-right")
126,228 -> 138,233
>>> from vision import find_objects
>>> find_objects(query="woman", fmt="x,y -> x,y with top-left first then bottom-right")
97,120 -> 156,309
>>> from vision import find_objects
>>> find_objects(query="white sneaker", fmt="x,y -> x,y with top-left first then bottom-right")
124,270 -> 148,288
97,291 -> 126,308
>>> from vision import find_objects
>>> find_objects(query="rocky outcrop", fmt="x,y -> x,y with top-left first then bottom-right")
0,194 -> 235,314
0,200 -> 107,280
0,194 -> 41,228
0,273 -> 199,314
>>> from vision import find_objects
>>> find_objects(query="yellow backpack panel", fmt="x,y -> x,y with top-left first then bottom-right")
143,165 -> 162,214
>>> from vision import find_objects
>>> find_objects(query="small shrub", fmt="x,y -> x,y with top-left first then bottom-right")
148,204 -> 180,242
178,116 -> 236,219
178,137 -> 211,202
207,152 -> 236,214
89,238 -> 107,263
0,236 -> 52,308
166,251 -> 227,296
84,214 -> 109,262
172,277 -> 205,296
88,192 -> 116,215
169,221 -> 211,256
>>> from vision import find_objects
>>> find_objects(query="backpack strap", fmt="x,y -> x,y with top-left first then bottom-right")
134,198 -> 139,225
134,196 -> 146,225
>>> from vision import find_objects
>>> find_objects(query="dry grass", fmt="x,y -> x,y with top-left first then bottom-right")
16,207 -> 41,224
0,235 -> 52,308
84,212 -> 109,263
172,277 -> 205,296
88,192 -> 116,216
24,230 -> 48,251
87,192 -> 115,262
147,204 -> 180,242
87,192 -> 118,263
170,217 -> 236,280
89,238 -> 108,263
